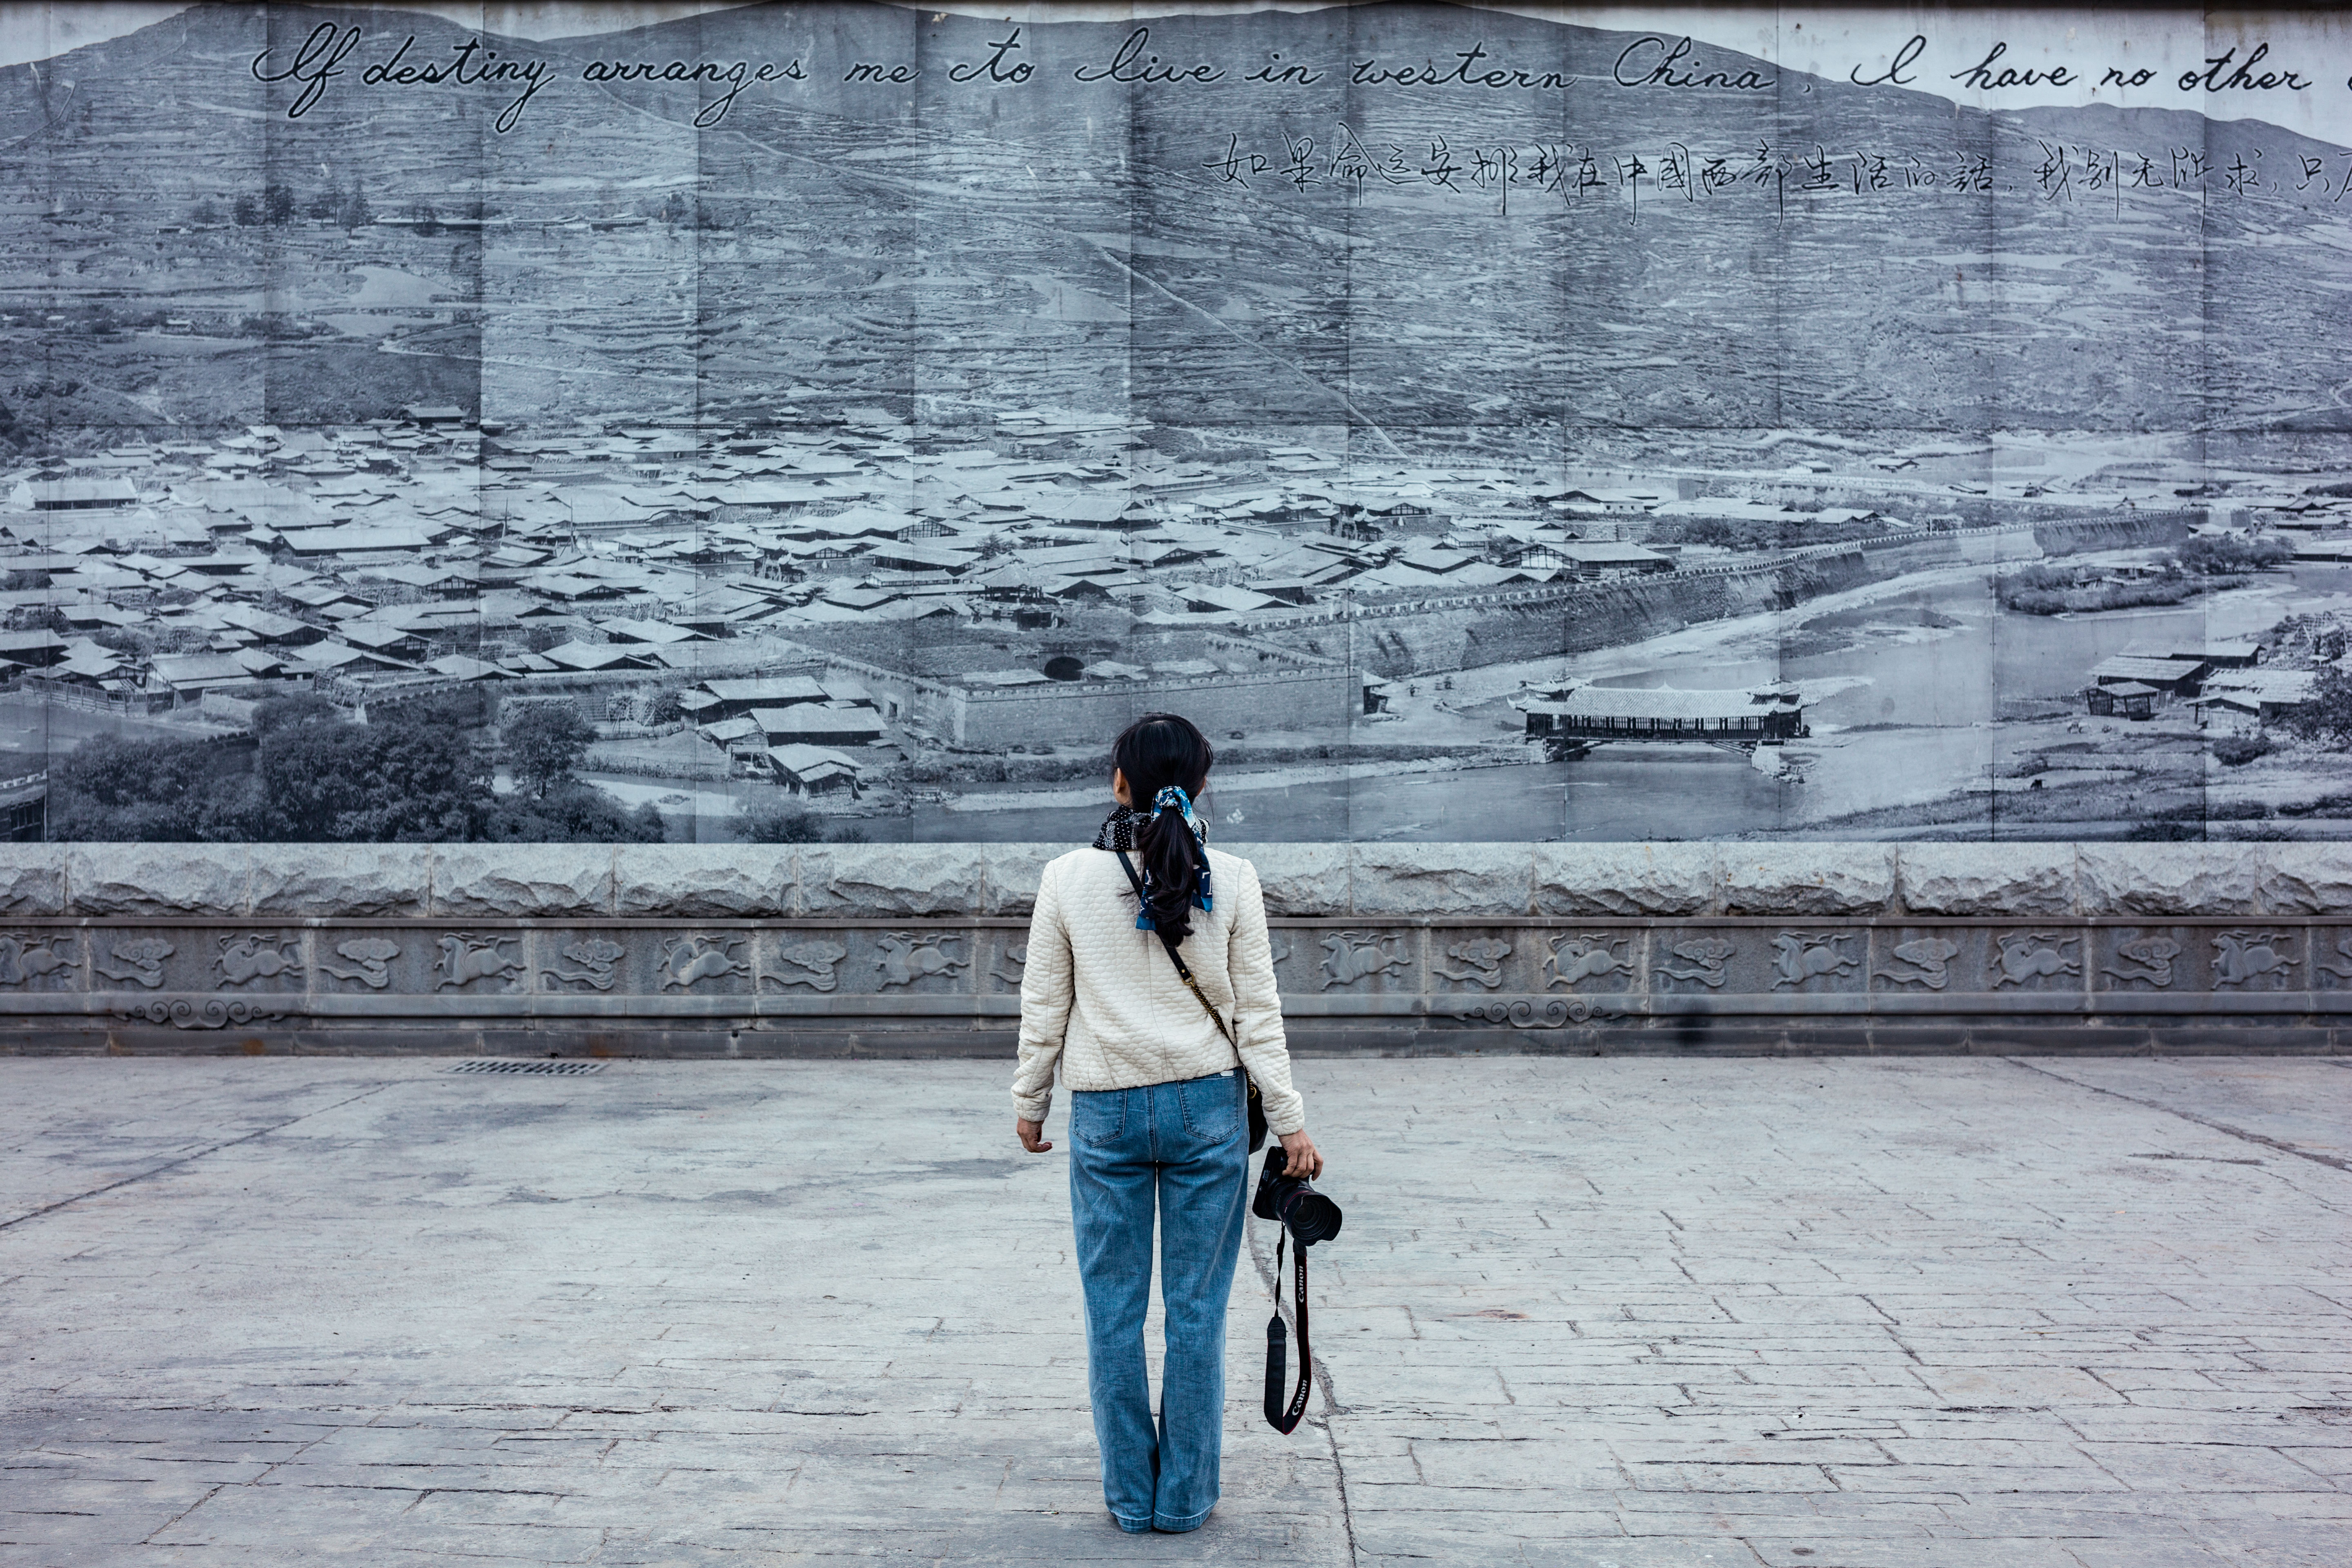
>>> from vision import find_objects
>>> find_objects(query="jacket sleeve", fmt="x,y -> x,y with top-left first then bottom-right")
1225,858 -> 1305,1136
1011,858 -> 1074,1124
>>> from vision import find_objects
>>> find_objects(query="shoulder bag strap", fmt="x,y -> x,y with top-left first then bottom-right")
1114,849 -> 1266,1153
1114,849 -> 1235,1048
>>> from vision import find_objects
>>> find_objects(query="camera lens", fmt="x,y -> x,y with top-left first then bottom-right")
1279,1184 -> 1343,1245
1256,1148 -> 1343,1245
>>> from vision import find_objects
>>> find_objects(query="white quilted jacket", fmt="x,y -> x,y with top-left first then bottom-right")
1012,845 -> 1305,1136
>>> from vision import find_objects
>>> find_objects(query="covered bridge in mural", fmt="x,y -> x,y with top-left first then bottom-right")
1519,684 -> 1809,757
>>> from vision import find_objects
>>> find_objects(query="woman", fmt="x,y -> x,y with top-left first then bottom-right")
1013,712 -> 1322,1535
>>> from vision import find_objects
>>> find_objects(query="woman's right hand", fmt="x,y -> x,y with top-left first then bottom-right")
1278,1128 -> 1322,1180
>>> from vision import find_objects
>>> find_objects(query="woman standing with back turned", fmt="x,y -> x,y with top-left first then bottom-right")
1013,712 -> 1322,1535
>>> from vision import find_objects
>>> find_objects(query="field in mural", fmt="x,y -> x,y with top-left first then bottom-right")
1,2 -> 2349,844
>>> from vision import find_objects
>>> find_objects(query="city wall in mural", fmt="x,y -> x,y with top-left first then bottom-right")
2,2 -> 2350,846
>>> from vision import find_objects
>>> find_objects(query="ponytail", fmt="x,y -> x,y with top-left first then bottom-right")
1112,713 -> 1216,944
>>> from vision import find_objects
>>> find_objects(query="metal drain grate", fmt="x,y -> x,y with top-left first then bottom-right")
447,1059 -> 608,1076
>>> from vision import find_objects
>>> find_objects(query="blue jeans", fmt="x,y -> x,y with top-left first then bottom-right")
1067,1066 -> 1250,1533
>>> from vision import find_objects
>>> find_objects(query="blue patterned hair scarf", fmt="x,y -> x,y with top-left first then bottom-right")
1093,787 -> 1214,930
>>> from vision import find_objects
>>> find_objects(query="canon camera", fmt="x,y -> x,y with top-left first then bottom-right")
1252,1143 -> 1343,1245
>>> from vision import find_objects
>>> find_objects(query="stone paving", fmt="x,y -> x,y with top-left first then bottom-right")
2,1056 -> 2348,1567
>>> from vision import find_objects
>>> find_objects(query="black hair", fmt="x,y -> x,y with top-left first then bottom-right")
1113,712 -> 1216,944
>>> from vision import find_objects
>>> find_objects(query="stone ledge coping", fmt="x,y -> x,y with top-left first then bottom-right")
1,842 -> 2345,921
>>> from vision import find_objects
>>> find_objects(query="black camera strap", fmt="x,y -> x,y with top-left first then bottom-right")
1264,1224 -> 1312,1434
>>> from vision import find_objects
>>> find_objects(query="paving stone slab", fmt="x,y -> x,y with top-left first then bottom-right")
1,1056 -> 2345,1566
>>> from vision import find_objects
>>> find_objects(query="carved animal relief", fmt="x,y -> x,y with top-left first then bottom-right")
657,934 -> 750,991
214,932 -> 303,988
1434,938 -> 1510,989
95,938 -> 173,990
1654,935 -> 1734,988
876,932 -> 968,989
319,937 -> 401,990
2318,933 -> 2352,988
1875,936 -> 1962,991
1991,932 -> 2080,989
0,933 -> 73,986
1545,933 -> 1630,991
436,933 -> 524,991
765,939 -> 848,992
2212,930 -> 2298,989
1320,931 -> 1409,989
1769,932 -> 1859,989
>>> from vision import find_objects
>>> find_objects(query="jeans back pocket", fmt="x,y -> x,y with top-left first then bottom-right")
1176,1070 -> 1241,1143
1071,1088 -> 1128,1147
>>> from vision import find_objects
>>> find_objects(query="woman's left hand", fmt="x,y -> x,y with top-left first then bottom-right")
1017,1117 -> 1053,1154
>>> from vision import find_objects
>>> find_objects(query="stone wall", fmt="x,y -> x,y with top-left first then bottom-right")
0,842 -> 2346,1055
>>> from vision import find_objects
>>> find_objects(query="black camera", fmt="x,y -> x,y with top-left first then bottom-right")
1252,1144 -> 1342,1245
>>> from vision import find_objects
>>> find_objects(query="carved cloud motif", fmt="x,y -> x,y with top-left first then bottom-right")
765,939 -> 848,992
1654,935 -> 1734,989
1875,936 -> 1961,991
1434,938 -> 1510,989
543,937 -> 626,991
320,937 -> 401,990
95,937 -> 174,990
2102,935 -> 2181,989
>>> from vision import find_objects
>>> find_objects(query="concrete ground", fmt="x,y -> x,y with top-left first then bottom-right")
3,1057 -> 2348,1568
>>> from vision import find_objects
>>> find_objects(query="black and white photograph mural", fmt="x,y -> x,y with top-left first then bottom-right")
2,0 -> 2350,845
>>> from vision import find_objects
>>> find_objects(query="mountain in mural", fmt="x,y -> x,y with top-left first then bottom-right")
0,2 -> 2345,443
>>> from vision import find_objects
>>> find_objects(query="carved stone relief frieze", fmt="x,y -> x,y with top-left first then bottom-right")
1432,937 -> 1510,990
765,938 -> 848,992
2101,934 -> 2182,989
1769,931 -> 1860,990
320,937 -> 401,990
214,932 -> 303,989
94,937 -> 173,990
436,933 -> 525,991
875,932 -> 968,989
542,937 -> 625,991
117,998 -> 285,1031
1875,935 -> 1962,991
1991,931 -> 2080,989
0,932 -> 73,988
1453,995 -> 1624,1029
2316,931 -> 2352,989
657,933 -> 749,991
1544,933 -> 1631,991
2211,929 -> 2299,990
1319,930 -> 1410,989
1653,935 -> 1734,989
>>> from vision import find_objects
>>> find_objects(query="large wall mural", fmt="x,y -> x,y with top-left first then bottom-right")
1,2 -> 2349,846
